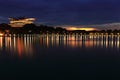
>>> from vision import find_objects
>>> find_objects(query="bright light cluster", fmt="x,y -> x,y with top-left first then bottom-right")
9,18 -> 35,27
65,27 -> 97,31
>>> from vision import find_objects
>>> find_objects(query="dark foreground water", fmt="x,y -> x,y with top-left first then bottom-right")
0,35 -> 120,80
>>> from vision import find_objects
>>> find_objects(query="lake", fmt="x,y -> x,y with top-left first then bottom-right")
0,34 -> 120,80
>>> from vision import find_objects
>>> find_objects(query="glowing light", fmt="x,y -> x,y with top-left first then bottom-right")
65,27 -> 97,31
0,33 -> 3,36
17,38 -> 22,57
9,17 -> 35,27
0,37 -> 3,49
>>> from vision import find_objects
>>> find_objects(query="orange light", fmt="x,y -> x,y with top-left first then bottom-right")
65,27 -> 97,31
0,33 -> 3,36
9,17 -> 35,27
17,38 -> 22,57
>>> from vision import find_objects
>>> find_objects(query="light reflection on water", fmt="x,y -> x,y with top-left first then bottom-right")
39,35 -> 120,49
0,35 -> 119,56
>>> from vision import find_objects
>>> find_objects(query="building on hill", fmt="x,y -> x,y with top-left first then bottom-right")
9,17 -> 35,27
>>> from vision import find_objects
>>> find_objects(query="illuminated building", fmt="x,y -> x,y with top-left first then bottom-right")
9,17 -> 35,27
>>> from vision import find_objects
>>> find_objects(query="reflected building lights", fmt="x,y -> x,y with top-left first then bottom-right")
0,36 -> 34,57
105,36 -> 108,48
13,37 -> 16,52
17,38 -> 22,57
0,37 -> 3,50
101,38 -> 104,48
46,35 -> 49,47
2,35 -> 120,51
117,36 -> 120,48
84,40 -> 93,48
38,34 -> 120,49
51,36 -> 54,46
56,35 -> 60,46
111,37 -> 114,48
0,34 -> 119,57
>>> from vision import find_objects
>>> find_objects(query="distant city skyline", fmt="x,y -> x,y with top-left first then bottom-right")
0,0 -> 120,29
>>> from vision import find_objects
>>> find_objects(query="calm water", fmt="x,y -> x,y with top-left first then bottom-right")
0,34 -> 120,79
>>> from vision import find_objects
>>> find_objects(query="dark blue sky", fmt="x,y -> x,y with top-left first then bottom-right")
0,0 -> 120,26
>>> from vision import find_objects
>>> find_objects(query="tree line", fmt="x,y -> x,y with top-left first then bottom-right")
0,23 -> 120,35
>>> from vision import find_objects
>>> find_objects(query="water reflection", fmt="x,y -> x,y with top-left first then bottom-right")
0,36 -> 33,57
0,34 -> 119,56
39,35 -> 120,49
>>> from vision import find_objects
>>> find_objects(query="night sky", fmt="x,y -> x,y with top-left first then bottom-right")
0,0 -> 120,27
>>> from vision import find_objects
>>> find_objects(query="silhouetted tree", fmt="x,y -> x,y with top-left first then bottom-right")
0,23 -> 11,31
55,27 -> 67,34
113,29 -> 119,35
101,30 -> 106,33
107,29 -> 112,34
22,24 -> 36,34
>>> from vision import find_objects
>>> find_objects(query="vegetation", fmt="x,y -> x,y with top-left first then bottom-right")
0,23 -> 120,35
